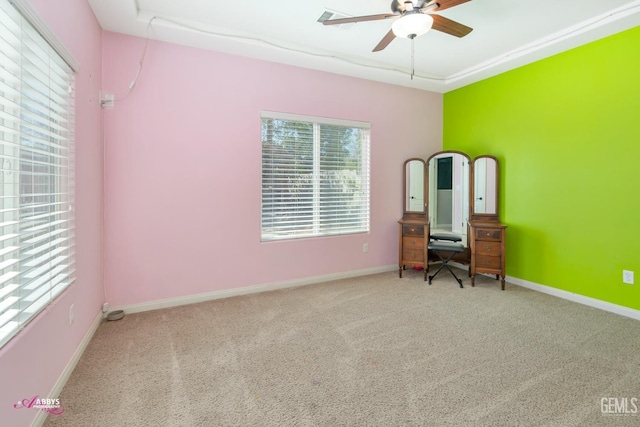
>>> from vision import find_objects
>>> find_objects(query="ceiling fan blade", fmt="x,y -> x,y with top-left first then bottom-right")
433,0 -> 471,12
372,29 -> 396,52
322,14 -> 396,26
431,14 -> 473,38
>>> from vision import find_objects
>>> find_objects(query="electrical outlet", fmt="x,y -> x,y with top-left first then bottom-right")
623,270 -> 634,285
102,302 -> 109,313
69,304 -> 74,326
363,243 -> 369,253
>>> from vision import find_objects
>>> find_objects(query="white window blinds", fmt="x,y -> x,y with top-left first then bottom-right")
0,1 -> 76,348
261,112 -> 370,241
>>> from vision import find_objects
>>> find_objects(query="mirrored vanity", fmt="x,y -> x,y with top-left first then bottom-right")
399,152 -> 508,288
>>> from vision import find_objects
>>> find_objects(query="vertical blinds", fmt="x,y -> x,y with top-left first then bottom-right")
0,1 -> 75,348
261,112 -> 370,241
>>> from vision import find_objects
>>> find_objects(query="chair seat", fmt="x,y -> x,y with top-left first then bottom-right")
428,241 -> 465,253
430,233 -> 462,242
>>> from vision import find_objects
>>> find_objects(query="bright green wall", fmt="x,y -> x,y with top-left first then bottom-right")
444,26 -> 640,310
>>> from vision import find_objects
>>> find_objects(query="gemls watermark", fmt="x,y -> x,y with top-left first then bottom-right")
601,397 -> 638,416
14,395 -> 65,416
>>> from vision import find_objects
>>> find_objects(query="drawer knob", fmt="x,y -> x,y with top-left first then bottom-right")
485,246 -> 491,251
485,260 -> 491,265
410,228 -> 415,232
486,232 -> 491,237
411,239 -> 416,245
410,253 -> 415,259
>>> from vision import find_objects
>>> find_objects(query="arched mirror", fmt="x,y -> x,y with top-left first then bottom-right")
427,151 -> 470,245
403,158 -> 427,216
471,155 -> 499,220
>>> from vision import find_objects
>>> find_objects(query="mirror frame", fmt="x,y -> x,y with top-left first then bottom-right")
426,150 -> 472,244
402,158 -> 427,218
470,155 -> 499,222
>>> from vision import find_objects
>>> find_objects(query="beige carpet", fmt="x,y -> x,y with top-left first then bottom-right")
44,269 -> 640,426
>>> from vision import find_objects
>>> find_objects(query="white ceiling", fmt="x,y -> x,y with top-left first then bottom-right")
88,0 -> 640,93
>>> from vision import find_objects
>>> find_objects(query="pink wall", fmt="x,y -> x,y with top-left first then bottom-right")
0,1 -> 103,425
0,3 -> 442,424
0,8 -> 442,424
102,32 -> 443,307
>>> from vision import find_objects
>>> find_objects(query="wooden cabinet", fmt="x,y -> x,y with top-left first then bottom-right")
469,222 -> 507,289
398,218 -> 429,280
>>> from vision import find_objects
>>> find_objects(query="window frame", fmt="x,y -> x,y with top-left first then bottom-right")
260,111 -> 371,242
0,0 -> 77,349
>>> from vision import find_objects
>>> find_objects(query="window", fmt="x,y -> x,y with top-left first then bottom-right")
261,112 -> 370,241
0,1 -> 76,348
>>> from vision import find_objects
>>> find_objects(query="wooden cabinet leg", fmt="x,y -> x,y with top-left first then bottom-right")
501,276 -> 505,290
399,267 -> 403,278
471,275 -> 475,287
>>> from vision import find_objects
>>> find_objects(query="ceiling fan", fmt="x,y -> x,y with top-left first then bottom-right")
322,0 -> 473,52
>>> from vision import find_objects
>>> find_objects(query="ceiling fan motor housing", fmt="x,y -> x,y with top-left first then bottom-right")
392,0 -> 433,13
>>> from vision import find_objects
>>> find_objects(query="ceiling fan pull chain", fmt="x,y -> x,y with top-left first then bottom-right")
411,36 -> 415,80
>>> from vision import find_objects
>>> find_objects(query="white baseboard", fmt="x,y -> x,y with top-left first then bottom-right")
114,265 -> 398,315
31,311 -> 103,427
115,265 -> 640,322
449,261 -> 470,271
507,275 -> 640,321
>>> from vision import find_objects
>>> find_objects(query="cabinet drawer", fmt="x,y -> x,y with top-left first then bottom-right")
402,248 -> 424,263
403,224 -> 423,236
476,241 -> 501,256
475,228 -> 502,241
476,255 -> 501,269
403,236 -> 424,249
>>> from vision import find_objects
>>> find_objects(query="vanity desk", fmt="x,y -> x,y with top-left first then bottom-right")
399,153 -> 507,288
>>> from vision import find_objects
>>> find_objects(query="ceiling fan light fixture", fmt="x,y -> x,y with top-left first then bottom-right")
391,13 -> 434,38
